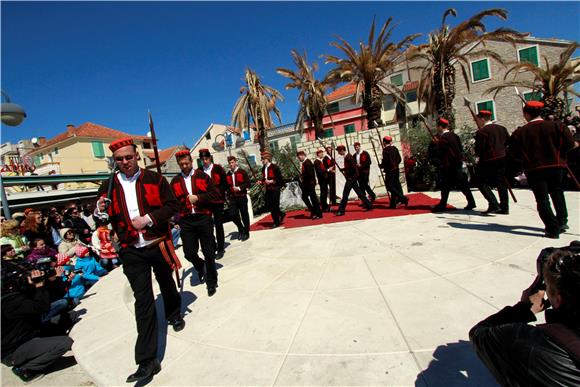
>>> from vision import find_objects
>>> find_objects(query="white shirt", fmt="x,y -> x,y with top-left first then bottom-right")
117,169 -> 154,248
203,163 -> 214,177
530,117 -> 544,123
181,168 -> 195,214
264,163 -> 270,180
355,151 -> 361,166
231,166 -> 238,186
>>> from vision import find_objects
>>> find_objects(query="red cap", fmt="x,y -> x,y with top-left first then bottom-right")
260,151 -> 272,160
437,118 -> 449,126
525,101 -> 544,109
383,135 -> 392,143
354,142 -> 361,147
227,156 -> 237,162
336,145 -> 346,152
175,149 -> 190,159
477,110 -> 493,117
109,138 -> 135,152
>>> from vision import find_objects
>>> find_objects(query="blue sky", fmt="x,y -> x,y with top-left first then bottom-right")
2,1 -> 579,148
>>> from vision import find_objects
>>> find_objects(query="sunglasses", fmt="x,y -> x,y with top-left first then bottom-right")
115,155 -> 135,162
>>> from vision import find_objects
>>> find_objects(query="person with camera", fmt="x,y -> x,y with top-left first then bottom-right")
1,265 -> 74,383
469,245 -> 580,386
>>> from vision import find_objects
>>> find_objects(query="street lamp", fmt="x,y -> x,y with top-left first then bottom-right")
212,128 -> 245,155
1,90 -> 28,219
1,90 -> 27,127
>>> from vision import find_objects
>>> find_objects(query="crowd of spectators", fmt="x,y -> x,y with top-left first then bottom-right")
0,201 -> 118,383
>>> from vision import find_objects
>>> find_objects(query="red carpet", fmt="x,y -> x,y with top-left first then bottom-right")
250,192 -> 452,231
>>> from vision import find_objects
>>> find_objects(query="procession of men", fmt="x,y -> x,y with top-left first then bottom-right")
91,99 -> 575,384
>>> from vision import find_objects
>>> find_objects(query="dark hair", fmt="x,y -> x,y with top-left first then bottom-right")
523,105 -> 542,119
543,249 -> 580,313
1,244 -> 15,257
30,238 -> 45,249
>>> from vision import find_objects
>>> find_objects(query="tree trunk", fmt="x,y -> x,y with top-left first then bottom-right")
434,63 -> 456,130
362,84 -> 384,130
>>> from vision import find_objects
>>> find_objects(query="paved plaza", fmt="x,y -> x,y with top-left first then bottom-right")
2,189 -> 578,386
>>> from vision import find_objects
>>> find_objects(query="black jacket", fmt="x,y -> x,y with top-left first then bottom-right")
470,302 -> 580,386
1,288 -> 50,356
381,145 -> 402,173
430,131 -> 464,168
261,163 -> 284,190
341,154 -> 359,181
475,123 -> 510,162
300,159 -> 317,188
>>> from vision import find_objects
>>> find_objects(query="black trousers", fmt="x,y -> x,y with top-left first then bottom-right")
318,178 -> 329,211
230,196 -> 250,234
526,168 -> 568,234
3,336 -> 73,372
265,188 -> 285,226
301,185 -> 322,217
385,169 -> 405,205
121,245 -> 181,364
329,172 -> 337,205
439,165 -> 476,207
212,204 -> 225,252
477,159 -> 509,210
338,179 -> 372,212
179,214 -> 218,287
357,171 -> 376,200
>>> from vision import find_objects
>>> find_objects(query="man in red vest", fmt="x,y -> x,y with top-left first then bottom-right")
297,150 -> 322,219
96,138 -> 183,383
354,141 -> 376,202
259,152 -> 285,228
226,156 -> 251,241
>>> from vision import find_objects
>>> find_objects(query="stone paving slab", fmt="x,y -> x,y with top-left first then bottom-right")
4,189 -> 577,386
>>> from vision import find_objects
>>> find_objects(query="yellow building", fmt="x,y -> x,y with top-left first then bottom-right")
26,122 -> 152,175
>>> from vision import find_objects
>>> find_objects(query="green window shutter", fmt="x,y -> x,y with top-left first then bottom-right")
390,73 -> 403,86
383,95 -> 395,110
290,136 -> 299,153
323,128 -> 334,138
344,124 -> 356,134
92,141 -> 105,158
269,141 -> 279,153
471,59 -> 490,82
327,102 -> 339,114
477,101 -> 495,120
248,155 -> 257,167
54,147 -> 59,155
524,91 -> 542,101
519,46 -> 539,66
405,91 -> 417,103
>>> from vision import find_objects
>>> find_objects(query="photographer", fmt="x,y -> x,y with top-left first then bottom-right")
469,244 -> 580,386
1,263 -> 73,382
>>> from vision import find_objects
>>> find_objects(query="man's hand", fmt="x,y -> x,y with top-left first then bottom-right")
266,179 -> 274,185
188,194 -> 199,204
521,277 -> 547,314
234,186 -> 241,192
55,266 -> 65,277
131,216 -> 151,230
28,270 -> 44,288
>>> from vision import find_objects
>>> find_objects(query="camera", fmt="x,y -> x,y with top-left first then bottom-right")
533,241 -> 580,294
34,257 -> 56,281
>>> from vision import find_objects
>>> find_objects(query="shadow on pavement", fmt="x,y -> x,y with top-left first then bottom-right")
415,340 -> 498,386
155,290 -> 197,363
447,221 -> 544,237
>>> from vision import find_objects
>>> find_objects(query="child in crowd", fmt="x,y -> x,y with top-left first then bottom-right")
91,218 -> 119,270
1,244 -> 18,261
25,238 -> 57,264
55,253 -> 85,304
73,245 -> 107,287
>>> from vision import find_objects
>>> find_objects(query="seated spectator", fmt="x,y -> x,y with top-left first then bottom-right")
470,245 -> 580,386
1,265 -> 74,383
62,207 -> 91,244
25,239 -> 57,265
22,210 -> 55,248
73,245 -> 107,287
91,218 -> 119,270
81,204 -> 97,231
2,244 -> 19,261
0,220 -> 30,258
58,228 -> 86,258
46,212 -> 64,247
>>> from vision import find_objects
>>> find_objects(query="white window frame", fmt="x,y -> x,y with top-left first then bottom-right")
475,99 -> 497,121
517,44 -> 540,66
470,58 -> 491,83
389,72 -> 404,87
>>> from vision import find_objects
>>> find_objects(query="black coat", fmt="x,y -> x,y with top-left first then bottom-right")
341,154 -> 359,181
381,145 -> 402,172
475,123 -> 509,162
300,159 -> 317,188
261,163 -> 284,190
430,131 -> 463,168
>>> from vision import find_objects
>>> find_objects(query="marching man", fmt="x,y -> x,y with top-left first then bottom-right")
226,156 -> 251,241
297,150 -> 323,219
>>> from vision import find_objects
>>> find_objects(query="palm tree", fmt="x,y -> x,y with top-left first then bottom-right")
277,49 -> 333,139
324,17 -> 419,129
485,43 -> 580,120
231,68 -> 284,152
408,8 -> 527,128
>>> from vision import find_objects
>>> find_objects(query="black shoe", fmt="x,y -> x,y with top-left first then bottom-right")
364,204 -> 373,211
402,197 -> 409,208
369,196 -> 376,203
560,224 -> 569,233
126,359 -> 161,383
197,269 -> 205,284
483,206 -> 501,214
280,212 -> 286,223
167,315 -> 185,332
270,223 -> 279,229
241,232 -> 249,241
335,210 -> 345,216
544,232 -> 560,239
208,286 -> 217,297
498,209 -> 509,215
432,205 -> 447,213
464,203 -> 476,210
237,231 -> 244,240
12,367 -> 42,383
216,250 -> 225,260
